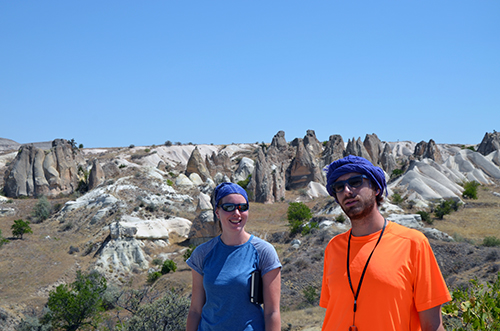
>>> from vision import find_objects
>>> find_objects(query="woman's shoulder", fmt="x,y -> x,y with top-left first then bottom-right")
191,236 -> 220,257
249,235 -> 279,256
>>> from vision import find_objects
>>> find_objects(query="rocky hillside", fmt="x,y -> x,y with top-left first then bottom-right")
1,130 -> 500,330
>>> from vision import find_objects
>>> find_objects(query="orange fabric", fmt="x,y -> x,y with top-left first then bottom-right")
320,221 -> 451,331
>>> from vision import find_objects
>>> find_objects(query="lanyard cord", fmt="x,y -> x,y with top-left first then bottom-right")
347,219 -> 387,326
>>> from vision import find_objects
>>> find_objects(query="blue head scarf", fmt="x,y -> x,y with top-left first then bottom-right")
212,182 -> 249,214
324,155 -> 387,201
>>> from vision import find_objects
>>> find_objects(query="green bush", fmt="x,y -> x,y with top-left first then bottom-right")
303,285 -> 319,305
483,236 -> 500,247
11,219 -> 33,239
462,181 -> 480,200
161,259 -> 177,275
391,193 -> 404,205
152,258 -> 163,266
335,214 -> 346,223
391,168 -> 405,179
301,221 -> 319,236
434,199 -> 460,220
237,174 -> 252,189
183,245 -> 196,261
31,196 -> 52,223
443,273 -> 500,330
287,202 -> 312,235
147,271 -> 162,284
0,229 -> 9,248
417,211 -> 432,225
45,270 -> 107,331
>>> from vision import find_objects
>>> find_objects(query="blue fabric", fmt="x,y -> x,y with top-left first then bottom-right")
213,182 -> 249,214
187,235 -> 282,331
324,155 -> 387,200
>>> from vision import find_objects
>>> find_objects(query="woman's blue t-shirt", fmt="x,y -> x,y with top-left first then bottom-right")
187,235 -> 281,331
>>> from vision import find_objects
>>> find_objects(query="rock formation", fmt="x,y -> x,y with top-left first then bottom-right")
205,150 -> 231,178
321,134 -> 345,167
344,137 -> 372,161
414,139 -> 442,163
303,130 -> 323,157
185,147 -> 212,182
363,133 -> 383,165
249,148 -> 286,203
477,131 -> 500,156
286,139 -> 324,190
188,193 -> 218,245
379,143 -> 397,174
88,159 -> 105,190
3,139 -> 83,198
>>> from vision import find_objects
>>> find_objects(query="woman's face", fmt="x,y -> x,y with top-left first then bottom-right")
215,193 -> 249,234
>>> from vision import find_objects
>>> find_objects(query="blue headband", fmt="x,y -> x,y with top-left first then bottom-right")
324,155 -> 387,201
213,182 -> 249,213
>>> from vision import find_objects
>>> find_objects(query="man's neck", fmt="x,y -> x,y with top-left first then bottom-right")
350,211 -> 386,237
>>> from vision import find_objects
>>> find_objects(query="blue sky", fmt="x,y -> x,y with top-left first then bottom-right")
1,1 -> 498,148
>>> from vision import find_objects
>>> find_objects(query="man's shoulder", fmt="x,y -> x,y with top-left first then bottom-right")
388,221 -> 427,242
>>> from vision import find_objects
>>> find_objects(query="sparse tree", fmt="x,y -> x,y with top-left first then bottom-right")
45,270 -> 107,331
11,219 -> 33,239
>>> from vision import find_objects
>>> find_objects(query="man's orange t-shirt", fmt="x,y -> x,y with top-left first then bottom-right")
320,221 -> 451,331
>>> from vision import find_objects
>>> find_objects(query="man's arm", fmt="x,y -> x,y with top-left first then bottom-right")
418,305 -> 445,331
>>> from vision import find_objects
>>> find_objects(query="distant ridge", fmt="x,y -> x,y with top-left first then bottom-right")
0,138 -> 53,152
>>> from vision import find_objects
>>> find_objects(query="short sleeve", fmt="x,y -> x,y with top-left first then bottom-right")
186,237 -> 219,276
251,237 -> 282,275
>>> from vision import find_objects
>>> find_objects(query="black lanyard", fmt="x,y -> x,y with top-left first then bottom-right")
347,219 -> 387,328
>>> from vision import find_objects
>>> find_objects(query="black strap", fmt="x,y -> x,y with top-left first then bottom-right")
347,220 -> 387,319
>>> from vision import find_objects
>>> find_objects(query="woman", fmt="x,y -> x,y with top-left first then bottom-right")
186,182 -> 282,331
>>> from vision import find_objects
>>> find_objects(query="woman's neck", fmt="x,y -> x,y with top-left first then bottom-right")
220,231 -> 251,246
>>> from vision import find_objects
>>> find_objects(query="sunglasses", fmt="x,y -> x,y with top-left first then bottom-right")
331,175 -> 368,194
220,203 -> 249,212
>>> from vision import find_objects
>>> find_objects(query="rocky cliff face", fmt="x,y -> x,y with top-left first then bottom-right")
3,139 -> 84,198
477,131 -> 500,156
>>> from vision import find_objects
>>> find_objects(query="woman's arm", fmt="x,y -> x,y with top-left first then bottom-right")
262,267 -> 281,331
186,270 -> 205,331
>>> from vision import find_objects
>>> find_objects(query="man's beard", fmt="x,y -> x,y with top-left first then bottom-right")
341,192 -> 377,221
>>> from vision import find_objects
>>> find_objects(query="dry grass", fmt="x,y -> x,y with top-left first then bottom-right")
431,184 -> 500,243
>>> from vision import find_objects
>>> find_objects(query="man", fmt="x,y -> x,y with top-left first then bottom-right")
320,155 -> 451,331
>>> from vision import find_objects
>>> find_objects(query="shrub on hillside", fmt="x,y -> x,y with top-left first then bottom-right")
183,245 -> 196,261
287,202 -> 312,235
391,192 -> 404,205
0,229 -> 9,248
147,271 -> 162,284
31,196 -> 52,223
391,168 -> 405,179
161,259 -> 177,274
434,199 -> 460,220
462,181 -> 480,200
417,211 -> 432,225
443,273 -> 500,330
237,174 -> 252,189
483,236 -> 500,247
118,289 -> 190,331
